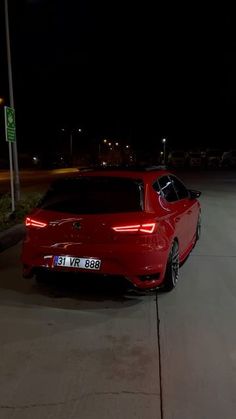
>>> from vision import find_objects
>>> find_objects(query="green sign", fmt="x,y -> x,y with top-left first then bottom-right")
4,106 -> 16,143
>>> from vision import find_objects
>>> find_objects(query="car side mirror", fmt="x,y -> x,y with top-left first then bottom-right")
188,189 -> 201,199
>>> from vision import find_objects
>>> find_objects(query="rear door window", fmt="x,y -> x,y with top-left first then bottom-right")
152,179 -> 161,193
158,176 -> 178,202
169,175 -> 189,200
38,176 -> 144,214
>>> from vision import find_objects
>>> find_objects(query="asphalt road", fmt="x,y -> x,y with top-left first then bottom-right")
0,168 -> 79,195
0,170 -> 236,418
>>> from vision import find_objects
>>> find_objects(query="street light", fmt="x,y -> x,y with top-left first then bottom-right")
162,138 -> 167,164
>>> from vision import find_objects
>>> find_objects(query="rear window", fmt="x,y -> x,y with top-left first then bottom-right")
38,176 -> 144,214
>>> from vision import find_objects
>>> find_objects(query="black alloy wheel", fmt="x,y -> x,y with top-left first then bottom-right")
163,241 -> 180,292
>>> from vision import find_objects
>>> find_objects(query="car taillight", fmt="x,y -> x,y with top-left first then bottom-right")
25,217 -> 48,228
112,223 -> 156,234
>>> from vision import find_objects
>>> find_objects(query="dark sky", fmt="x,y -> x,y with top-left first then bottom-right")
1,1 -> 236,155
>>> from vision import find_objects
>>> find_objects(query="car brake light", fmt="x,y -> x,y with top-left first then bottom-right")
112,223 -> 156,234
139,223 -> 156,233
25,217 -> 48,228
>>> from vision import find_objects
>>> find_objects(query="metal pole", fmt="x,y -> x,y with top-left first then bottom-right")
4,0 -> 20,201
70,131 -> 73,164
98,142 -> 101,161
163,142 -> 166,164
8,142 -> 15,212
4,106 -> 15,211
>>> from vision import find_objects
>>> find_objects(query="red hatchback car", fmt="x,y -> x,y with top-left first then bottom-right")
22,167 -> 201,291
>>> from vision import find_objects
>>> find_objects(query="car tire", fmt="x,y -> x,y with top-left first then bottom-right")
163,240 -> 180,292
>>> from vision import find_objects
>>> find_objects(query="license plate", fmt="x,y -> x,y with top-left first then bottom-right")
54,256 -> 101,270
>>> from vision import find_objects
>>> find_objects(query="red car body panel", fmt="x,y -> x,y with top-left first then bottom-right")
21,169 -> 201,289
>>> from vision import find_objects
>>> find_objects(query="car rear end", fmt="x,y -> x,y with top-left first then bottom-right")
22,173 -> 169,289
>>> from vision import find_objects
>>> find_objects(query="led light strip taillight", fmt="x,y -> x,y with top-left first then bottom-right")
25,217 -> 47,228
112,223 -> 156,234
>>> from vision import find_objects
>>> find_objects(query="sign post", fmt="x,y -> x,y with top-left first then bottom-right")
4,106 -> 16,211
4,0 -> 20,202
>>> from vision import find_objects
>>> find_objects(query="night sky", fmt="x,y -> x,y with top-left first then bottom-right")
0,1 -> 236,157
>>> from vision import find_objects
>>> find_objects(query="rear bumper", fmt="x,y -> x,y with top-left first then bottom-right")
22,241 -> 169,289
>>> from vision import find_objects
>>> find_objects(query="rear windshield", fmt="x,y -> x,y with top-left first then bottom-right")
38,176 -> 144,214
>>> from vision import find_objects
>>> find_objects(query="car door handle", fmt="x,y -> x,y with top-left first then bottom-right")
187,210 -> 192,215
175,217 -> 180,223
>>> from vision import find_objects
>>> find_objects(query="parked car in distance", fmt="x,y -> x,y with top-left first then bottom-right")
168,151 -> 188,168
205,149 -> 222,168
221,150 -> 236,168
22,166 -> 201,292
187,151 -> 202,168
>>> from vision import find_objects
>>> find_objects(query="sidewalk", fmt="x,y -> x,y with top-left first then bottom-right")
0,224 -> 25,253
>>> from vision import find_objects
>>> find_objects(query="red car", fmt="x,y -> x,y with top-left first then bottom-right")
22,167 -> 201,291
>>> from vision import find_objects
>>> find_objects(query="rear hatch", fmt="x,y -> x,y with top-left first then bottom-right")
26,176 -> 154,246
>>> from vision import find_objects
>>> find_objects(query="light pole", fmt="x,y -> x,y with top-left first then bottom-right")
162,138 -> 167,164
62,128 -> 82,164
70,131 -> 73,157
98,139 -> 108,160
4,0 -> 20,202
70,128 -> 82,158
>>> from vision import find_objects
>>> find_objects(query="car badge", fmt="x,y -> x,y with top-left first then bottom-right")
73,221 -> 81,230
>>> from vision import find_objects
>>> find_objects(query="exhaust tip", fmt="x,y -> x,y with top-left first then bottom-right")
139,273 -> 160,282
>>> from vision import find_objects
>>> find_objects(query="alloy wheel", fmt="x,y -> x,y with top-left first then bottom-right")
171,243 -> 179,287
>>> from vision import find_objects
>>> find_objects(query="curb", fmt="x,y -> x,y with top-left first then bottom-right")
0,224 -> 26,253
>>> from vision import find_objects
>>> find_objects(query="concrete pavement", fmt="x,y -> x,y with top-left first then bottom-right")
158,170 -> 236,418
0,224 -> 25,253
0,244 -> 161,419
